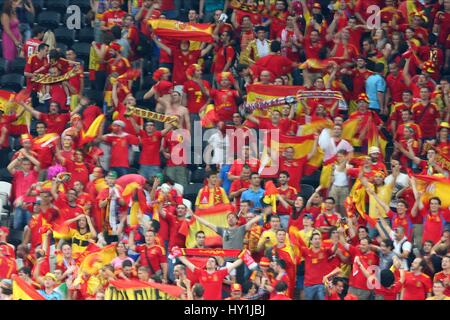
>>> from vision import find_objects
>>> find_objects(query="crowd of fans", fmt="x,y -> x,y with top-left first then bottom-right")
0,0 -> 449,301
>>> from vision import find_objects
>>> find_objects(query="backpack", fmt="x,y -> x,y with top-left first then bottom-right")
399,238 -> 416,269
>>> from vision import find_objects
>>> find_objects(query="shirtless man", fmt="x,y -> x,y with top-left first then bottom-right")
158,90 -> 191,131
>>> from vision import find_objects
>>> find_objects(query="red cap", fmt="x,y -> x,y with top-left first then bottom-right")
0,226 -> 9,235
313,2 -> 321,9
357,93 -> 369,103
259,257 -> 270,267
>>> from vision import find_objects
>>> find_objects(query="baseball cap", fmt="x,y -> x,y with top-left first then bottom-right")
303,213 -> 314,220
112,120 -> 126,128
368,146 -> 380,155
357,93 -> 369,103
106,171 -> 118,179
0,226 -> 9,235
259,257 -> 270,267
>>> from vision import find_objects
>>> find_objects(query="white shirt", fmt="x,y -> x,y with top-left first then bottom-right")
256,39 -> 270,58
384,173 -> 410,208
319,129 -> 354,162
332,165 -> 350,187
390,231 -> 412,270
207,132 -> 230,165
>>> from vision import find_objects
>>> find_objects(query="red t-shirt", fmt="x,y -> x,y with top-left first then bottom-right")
172,49 -> 201,85
82,105 -> 102,130
135,244 -> 167,275
193,268 -> 229,300
162,131 -> 188,167
302,37 -> 323,60
22,38 -> 42,60
102,9 -> 126,28
64,159 -> 91,188
104,133 -> 139,167
411,102 -> 440,138
348,245 -> 379,290
300,245 -> 333,286
279,158 -> 307,191
183,79 -> 211,113
276,186 -> 297,215
138,130 -> 162,166
49,84 -> 69,111
24,54 -> 48,90
402,272 -> 432,300
421,209 -> 445,245
211,45 -> 235,75
251,54 -> 293,78
164,213 -> 187,250
229,179 -> 251,211
40,113 -> 70,135
386,71 -> 408,103
210,89 -> 239,122
314,213 -> 340,240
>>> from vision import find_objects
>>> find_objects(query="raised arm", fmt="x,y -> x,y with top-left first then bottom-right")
192,214 -> 218,233
245,214 -> 262,231
151,34 -> 172,55
178,255 -> 196,272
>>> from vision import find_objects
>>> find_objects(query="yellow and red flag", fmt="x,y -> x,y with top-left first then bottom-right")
243,84 -> 300,128
301,117 -> 334,136
105,279 -> 184,300
52,223 -> 72,240
79,114 -> 105,147
77,243 -> 117,276
12,275 -> 45,300
413,174 -> 450,208
180,203 -> 234,248
148,19 -> 214,43
271,134 -> 324,173
0,89 -> 32,135
199,104 -> 218,128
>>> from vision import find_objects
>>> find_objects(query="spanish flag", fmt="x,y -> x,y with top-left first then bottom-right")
33,133 -> 60,148
0,89 -> 32,135
271,134 -> 324,173
367,122 -> 388,158
199,104 -> 218,128
413,174 -> 450,208
12,275 -> 45,300
52,223 -> 72,240
301,117 -> 334,136
77,244 -> 117,276
148,19 -> 214,43
105,279 -> 183,300
181,204 -> 234,248
347,181 -> 377,227
79,114 -> 105,147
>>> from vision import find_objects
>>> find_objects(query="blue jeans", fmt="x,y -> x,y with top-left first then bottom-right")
13,206 -> 31,230
109,167 -> 129,177
304,284 -> 325,300
139,165 -> 161,181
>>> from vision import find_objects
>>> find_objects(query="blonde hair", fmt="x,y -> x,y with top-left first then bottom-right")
42,30 -> 56,50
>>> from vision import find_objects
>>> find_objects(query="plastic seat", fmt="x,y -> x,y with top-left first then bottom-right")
83,89 -> 104,107
56,43 -> 69,54
0,74 -> 25,92
54,27 -> 76,46
77,27 -> 95,43
70,0 -> 92,13
0,58 -> 7,75
71,42 -> 91,67
37,11 -> 61,30
9,57 -> 26,74
299,183 -> 315,201
191,167 -> 206,184
45,0 -> 70,14
183,183 -> 203,203
0,181 -> 12,198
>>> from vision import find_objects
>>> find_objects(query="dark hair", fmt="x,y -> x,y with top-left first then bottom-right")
37,43 -> 49,52
279,171 -> 290,178
274,280 -> 288,293
206,171 -> 218,179
380,270 -> 395,288
192,283 -> 205,298
397,199 -> 409,208
122,259 -> 133,268
429,197 -> 441,205
250,172 -> 260,179
195,231 -> 205,238
374,63 -> 385,73
360,237 -> 371,244
49,49 -> 62,61
325,197 -> 335,204
381,239 -> 394,250
18,266 -> 32,276
332,277 -> 346,286
2,0 -> 15,16
237,63 -> 249,72
269,214 -> 280,222
32,26 -> 46,37
358,226 -> 369,233
270,41 -> 281,53
35,120 -> 47,128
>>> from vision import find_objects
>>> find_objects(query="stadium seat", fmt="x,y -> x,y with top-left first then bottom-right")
135,90 -> 154,108
70,0 -> 92,13
54,27 -> 76,46
56,43 -> 69,54
9,57 -> 26,74
183,183 -> 203,204
71,42 -> 91,67
78,27 -> 95,43
63,12 -> 88,29
83,89 -> 104,107
0,181 -> 12,198
37,11 -> 61,30
0,74 -> 24,92
0,58 -> 7,75
191,167 -> 206,184
301,171 -> 320,189
299,184 -> 315,201
7,230 -> 23,248
45,0 -> 70,14
33,0 -> 45,14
